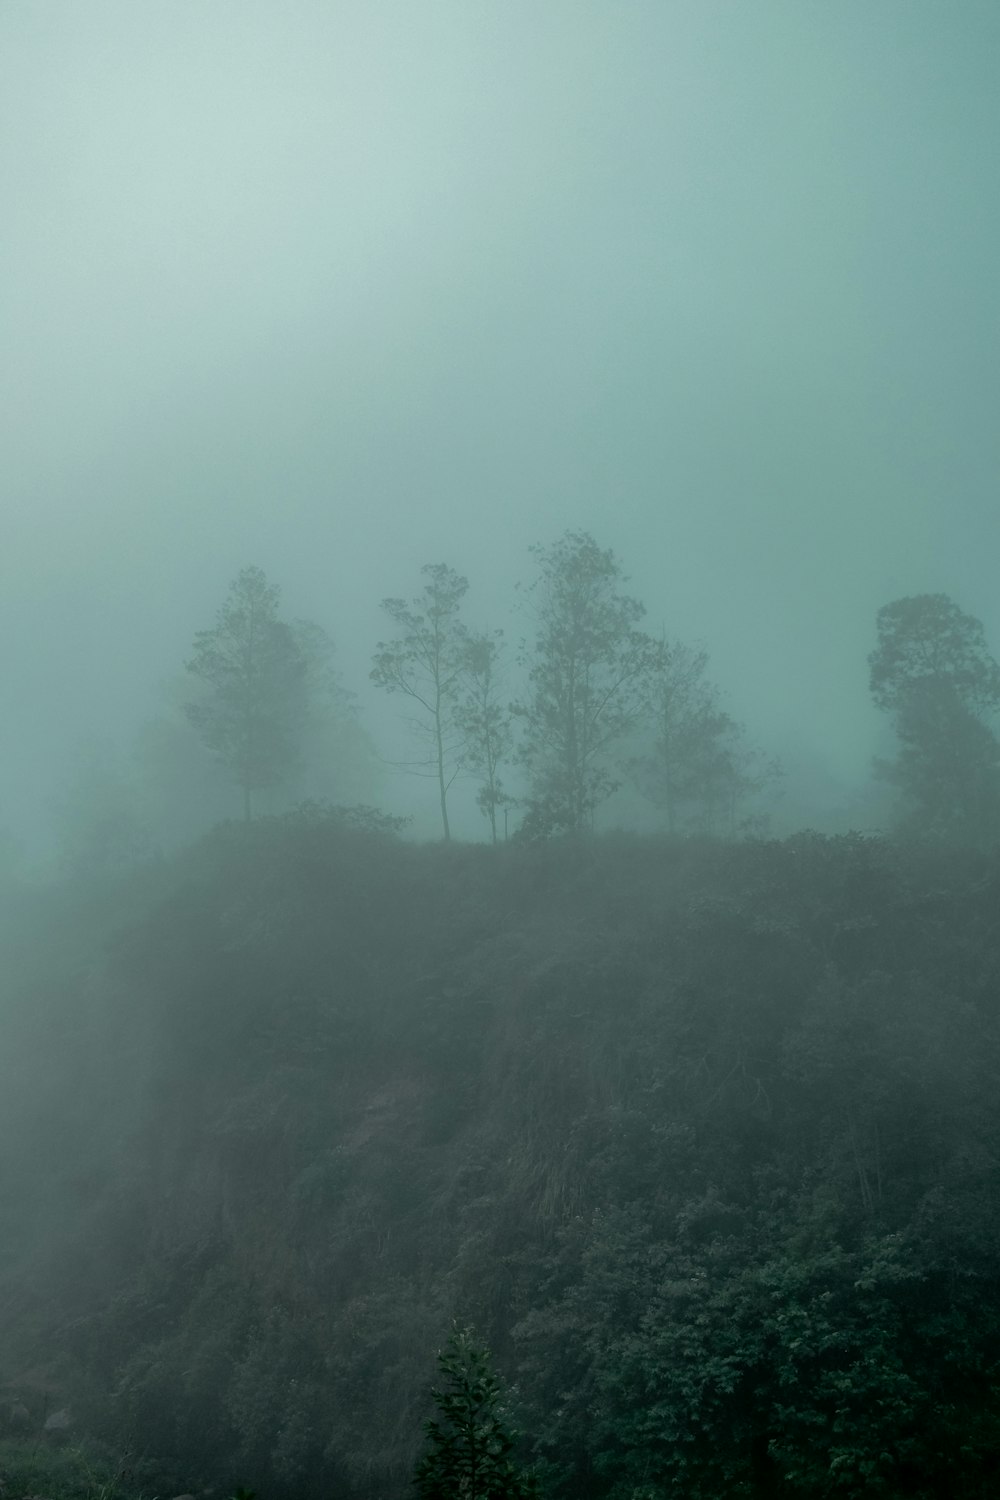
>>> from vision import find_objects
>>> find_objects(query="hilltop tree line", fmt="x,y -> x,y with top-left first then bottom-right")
39,532 -> 1000,871
180,534 -> 777,845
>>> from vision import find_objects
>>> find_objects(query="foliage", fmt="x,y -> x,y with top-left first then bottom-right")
0,1437 -> 156,1500
633,639 -> 779,835
284,798 -> 412,837
186,566 -> 308,820
371,563 -> 470,840
869,594 -> 1000,845
879,674 -> 1000,845
3,829 -> 1000,1498
414,1327 -> 535,1500
869,594 -> 1000,714
516,531 -> 657,833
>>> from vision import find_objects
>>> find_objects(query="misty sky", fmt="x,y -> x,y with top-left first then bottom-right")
3,2 -> 999,845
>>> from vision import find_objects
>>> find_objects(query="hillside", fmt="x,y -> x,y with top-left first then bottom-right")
1,813 -> 999,1499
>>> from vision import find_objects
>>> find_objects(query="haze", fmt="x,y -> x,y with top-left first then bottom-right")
3,1 -> 999,851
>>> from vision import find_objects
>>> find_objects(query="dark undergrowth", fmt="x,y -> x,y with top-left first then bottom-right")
2,810 -> 999,1499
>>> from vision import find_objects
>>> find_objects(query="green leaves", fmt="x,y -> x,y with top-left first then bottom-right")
414,1327 -> 536,1500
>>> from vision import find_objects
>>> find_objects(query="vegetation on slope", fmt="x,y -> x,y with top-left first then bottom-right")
1,811 -> 999,1498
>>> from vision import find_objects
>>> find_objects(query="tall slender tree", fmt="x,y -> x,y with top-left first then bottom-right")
456,630 -> 513,844
516,531 -> 656,834
371,563 -> 469,840
185,566 -> 308,821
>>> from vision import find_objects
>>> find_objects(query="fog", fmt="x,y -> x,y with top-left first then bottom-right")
5,12 -> 1000,1492
4,1 -> 999,852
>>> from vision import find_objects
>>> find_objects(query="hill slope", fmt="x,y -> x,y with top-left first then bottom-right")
2,815 -> 999,1498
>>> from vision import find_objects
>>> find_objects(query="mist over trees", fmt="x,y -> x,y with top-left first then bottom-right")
869,593 -> 1000,846
363,530 -> 782,844
6,556 -> 1000,1500
371,563 -> 471,841
6,10 -> 1000,1499
631,638 -> 779,837
185,566 -> 310,821
22,537 -> 1000,879
30,540 -> 1000,873
3,820 -> 1000,1499
11,534 -> 1000,1500
455,630 -> 513,844
514,531 -> 659,835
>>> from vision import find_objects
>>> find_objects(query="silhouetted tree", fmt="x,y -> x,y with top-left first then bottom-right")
516,531 -> 656,834
185,566 -> 308,820
869,594 -> 1000,716
371,563 -> 469,840
869,594 -> 1000,844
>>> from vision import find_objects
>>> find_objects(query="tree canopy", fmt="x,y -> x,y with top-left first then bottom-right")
869,594 -> 1000,845
516,531 -> 657,834
869,594 -> 1000,715
414,1327 -> 534,1500
185,566 -> 308,820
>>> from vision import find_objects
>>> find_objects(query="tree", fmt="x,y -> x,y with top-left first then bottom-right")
456,631 -> 514,844
185,566 -> 308,821
685,716 -> 780,838
516,531 -> 657,835
632,639 -> 727,833
414,1326 -> 535,1500
371,564 -> 469,841
290,619 -> 379,807
869,594 -> 1000,715
631,638 -> 781,838
869,594 -> 1000,844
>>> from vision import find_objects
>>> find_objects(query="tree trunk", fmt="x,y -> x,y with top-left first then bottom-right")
435,714 -> 451,841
